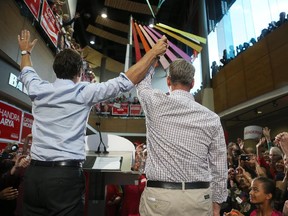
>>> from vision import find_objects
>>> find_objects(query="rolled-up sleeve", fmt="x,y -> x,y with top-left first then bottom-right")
209,123 -> 228,203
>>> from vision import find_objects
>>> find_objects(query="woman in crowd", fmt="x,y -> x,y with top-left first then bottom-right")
227,142 -> 242,169
249,177 -> 283,216
225,176 -> 283,216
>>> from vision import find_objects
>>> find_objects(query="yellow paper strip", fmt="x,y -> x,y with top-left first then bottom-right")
154,26 -> 203,52
157,23 -> 206,44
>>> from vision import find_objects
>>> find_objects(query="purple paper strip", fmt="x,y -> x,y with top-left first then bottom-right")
148,27 -> 191,62
144,26 -> 177,62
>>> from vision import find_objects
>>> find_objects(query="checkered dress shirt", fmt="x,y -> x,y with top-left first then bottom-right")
136,68 -> 228,203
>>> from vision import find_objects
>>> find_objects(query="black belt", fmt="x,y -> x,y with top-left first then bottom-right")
30,160 -> 83,168
147,181 -> 210,190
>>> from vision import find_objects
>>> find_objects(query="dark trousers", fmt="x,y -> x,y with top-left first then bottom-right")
22,165 -> 85,216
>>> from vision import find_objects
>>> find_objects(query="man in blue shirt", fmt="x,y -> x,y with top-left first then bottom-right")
18,29 -> 167,216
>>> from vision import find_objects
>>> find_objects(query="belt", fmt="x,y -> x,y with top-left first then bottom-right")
30,160 -> 83,168
147,181 -> 210,190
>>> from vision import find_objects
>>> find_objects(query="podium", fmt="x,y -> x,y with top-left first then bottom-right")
83,134 -> 140,216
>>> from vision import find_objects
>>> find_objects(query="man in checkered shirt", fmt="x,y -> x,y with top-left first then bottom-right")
137,59 -> 228,216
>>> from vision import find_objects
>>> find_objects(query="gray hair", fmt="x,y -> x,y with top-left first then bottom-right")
167,59 -> 195,86
270,146 -> 283,156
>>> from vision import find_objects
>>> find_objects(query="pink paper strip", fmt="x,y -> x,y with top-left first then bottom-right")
144,25 -> 177,62
148,27 -> 191,62
139,24 -> 170,70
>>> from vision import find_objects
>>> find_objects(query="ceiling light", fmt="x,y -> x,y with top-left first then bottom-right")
255,108 -> 262,115
101,8 -> 108,18
89,36 -> 95,45
149,18 -> 155,28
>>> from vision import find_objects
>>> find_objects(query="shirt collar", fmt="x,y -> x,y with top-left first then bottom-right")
53,78 -> 75,87
170,90 -> 195,101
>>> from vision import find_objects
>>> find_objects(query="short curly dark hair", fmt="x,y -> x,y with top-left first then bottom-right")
53,49 -> 83,79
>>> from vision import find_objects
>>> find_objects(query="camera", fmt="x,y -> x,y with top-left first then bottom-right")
240,154 -> 250,161
0,144 -> 19,160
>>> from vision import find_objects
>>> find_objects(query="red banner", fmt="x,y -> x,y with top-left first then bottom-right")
40,0 -> 61,47
20,112 -> 33,143
112,104 -> 129,116
23,0 -> 41,21
129,104 -> 143,116
0,101 -> 22,142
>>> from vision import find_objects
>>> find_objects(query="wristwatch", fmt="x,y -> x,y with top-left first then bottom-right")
21,50 -> 31,55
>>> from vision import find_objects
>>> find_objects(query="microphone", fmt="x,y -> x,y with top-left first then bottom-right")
95,122 -> 109,154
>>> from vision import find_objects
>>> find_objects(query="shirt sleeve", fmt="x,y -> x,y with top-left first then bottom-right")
80,72 -> 134,105
135,66 -> 155,111
209,122 -> 228,203
19,66 -> 41,86
18,66 -> 50,100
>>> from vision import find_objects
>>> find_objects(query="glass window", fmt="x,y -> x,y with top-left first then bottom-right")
208,30 -> 220,78
191,54 -> 202,93
251,0 -> 272,38
208,0 -> 288,72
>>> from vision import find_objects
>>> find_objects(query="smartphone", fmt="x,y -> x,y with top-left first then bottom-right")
240,154 -> 250,161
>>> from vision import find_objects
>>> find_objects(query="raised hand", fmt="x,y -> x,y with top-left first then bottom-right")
0,187 -> 18,200
10,155 -> 31,175
152,35 -> 168,57
256,137 -> 266,148
18,29 -> 38,54
224,209 -> 243,216
275,132 -> 288,156
237,138 -> 245,151
262,127 -> 271,142
283,200 -> 288,216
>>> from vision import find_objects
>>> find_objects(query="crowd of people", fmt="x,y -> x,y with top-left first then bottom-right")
211,11 -> 288,78
103,128 -> 288,216
0,135 -> 32,216
2,128 -> 288,216
223,129 -> 288,215
1,27 -> 288,216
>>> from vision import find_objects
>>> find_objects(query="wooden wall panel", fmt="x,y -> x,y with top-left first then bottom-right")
88,116 -> 146,133
212,67 -> 226,87
213,82 -> 227,113
212,22 -> 288,113
242,39 -> 268,66
269,42 -> 288,88
98,118 -> 127,132
225,55 -> 244,79
0,0 -> 55,81
266,23 -> 288,52
244,55 -> 274,99
126,119 -> 146,133
226,71 -> 247,108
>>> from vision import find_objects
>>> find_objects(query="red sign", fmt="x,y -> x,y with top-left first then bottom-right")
20,112 -> 33,143
0,101 -> 22,142
112,104 -> 129,116
129,104 -> 143,116
40,0 -> 61,47
23,0 -> 41,21
0,142 -> 8,153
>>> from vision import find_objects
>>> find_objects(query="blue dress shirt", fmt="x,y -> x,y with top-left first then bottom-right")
19,66 -> 134,161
